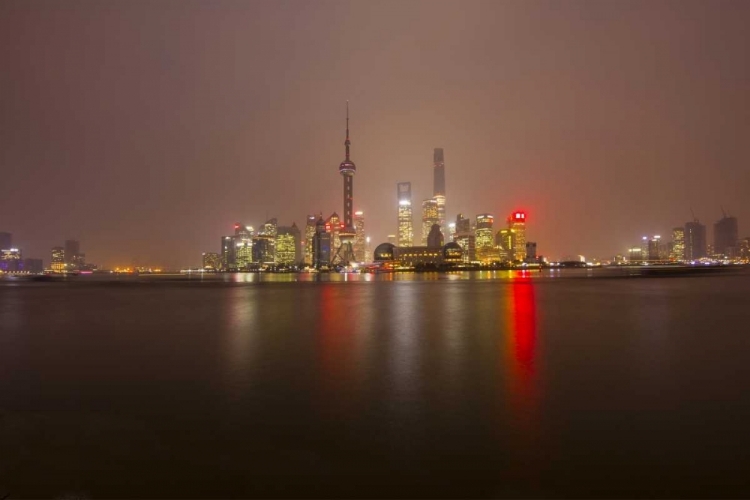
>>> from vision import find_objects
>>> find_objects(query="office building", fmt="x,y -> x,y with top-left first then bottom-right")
221,235 -> 236,269
508,211 -> 527,262
448,222 -> 456,242
202,252 -> 221,270
714,215 -> 739,258
312,217 -> 332,268
454,214 -> 475,262
628,247 -> 644,263
421,199 -> 439,246
433,148 -> 446,235
354,211 -> 366,262
397,182 -> 414,247
304,214 -> 319,265
275,232 -> 297,265
0,248 -> 22,272
525,242 -> 537,262
685,220 -> 707,260
671,227 -> 685,261
647,235 -> 661,262
51,246 -> 65,272
496,228 -> 515,262
326,212 -> 341,252
475,214 -> 495,264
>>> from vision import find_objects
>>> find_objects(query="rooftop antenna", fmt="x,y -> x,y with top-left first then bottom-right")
720,205 -> 727,218
690,206 -> 698,223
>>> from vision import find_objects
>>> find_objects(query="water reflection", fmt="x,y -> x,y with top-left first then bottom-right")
502,273 -> 540,465
222,287 -> 259,400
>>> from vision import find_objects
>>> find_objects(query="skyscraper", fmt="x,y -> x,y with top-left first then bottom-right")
433,148 -> 446,235
332,102 -> 358,265
51,246 -> 65,272
326,212 -> 341,252
354,211 -> 365,262
454,214 -> 475,262
647,235 -> 661,262
221,235 -> 236,269
509,212 -> 527,262
421,199 -> 439,246
312,217 -> 331,268
496,228 -> 515,262
475,214 -> 495,264
275,232 -> 297,265
670,227 -> 685,261
202,252 -> 220,270
397,182 -> 414,247
0,232 -> 11,250
684,220 -> 707,261
714,215 -> 739,257
64,239 -> 82,268
304,214 -> 319,265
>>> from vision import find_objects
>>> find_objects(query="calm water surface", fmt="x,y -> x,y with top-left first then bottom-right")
1,270 -> 750,497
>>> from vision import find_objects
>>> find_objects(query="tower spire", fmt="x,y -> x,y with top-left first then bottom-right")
345,100 -> 350,161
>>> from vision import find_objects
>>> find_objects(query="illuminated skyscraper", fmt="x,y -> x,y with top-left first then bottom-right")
671,227 -> 685,261
397,182 -> 414,247
354,211 -> 365,262
312,217 -> 331,268
448,222 -> 456,242
421,199 -> 439,246
647,235 -> 661,261
714,215 -> 739,258
508,211 -> 527,261
202,252 -> 220,270
454,214 -> 474,262
475,214 -> 495,264
685,220 -> 707,260
276,224 -> 301,265
496,228 -> 515,262
326,212 -> 341,252
332,102 -> 358,265
433,148 -> 446,235
0,248 -> 22,272
304,214 -> 319,265
221,235 -> 236,269
51,246 -> 65,272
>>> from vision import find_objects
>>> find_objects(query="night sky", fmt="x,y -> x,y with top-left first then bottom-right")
1,0 -> 748,268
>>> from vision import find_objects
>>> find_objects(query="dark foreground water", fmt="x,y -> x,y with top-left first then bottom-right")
2,270 -> 750,498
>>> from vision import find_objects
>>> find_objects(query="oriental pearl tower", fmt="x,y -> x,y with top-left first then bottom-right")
333,102 -> 357,266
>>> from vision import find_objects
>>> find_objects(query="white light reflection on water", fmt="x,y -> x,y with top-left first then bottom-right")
222,286 -> 259,400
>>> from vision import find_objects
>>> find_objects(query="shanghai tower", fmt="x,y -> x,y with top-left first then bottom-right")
433,148 -> 446,235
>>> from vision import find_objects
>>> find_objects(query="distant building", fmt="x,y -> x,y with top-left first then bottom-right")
647,235 -> 661,262
448,222 -> 456,242
496,228 -> 515,262
740,237 -> 750,260
276,224 -> 301,265
525,242 -> 537,262
628,247 -> 644,263
475,214 -> 495,264
421,199 -> 439,246
671,227 -> 685,261
714,215 -> 739,258
397,182 -> 414,247
312,217 -> 331,268
304,214 -> 319,265
253,219 -> 277,264
326,212 -> 342,252
684,221 -> 707,260
51,246 -> 65,272
0,248 -> 22,272
202,252 -> 221,270
23,258 -> 43,273
354,211 -> 366,262
427,223 -> 444,248
508,212 -> 527,262
454,213 -> 475,262
373,241 -> 466,267
0,232 -> 11,250
221,236 -> 236,269
433,148 -> 447,235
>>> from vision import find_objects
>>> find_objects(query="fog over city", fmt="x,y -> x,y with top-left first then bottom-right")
1,0 -> 748,268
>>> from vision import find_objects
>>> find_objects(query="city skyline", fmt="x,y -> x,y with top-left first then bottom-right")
1,1 -> 748,268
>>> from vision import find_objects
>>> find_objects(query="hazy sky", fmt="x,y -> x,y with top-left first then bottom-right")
1,0 -> 748,267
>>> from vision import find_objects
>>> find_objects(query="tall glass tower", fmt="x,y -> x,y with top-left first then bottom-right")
433,148 -> 446,235
397,182 -> 414,247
